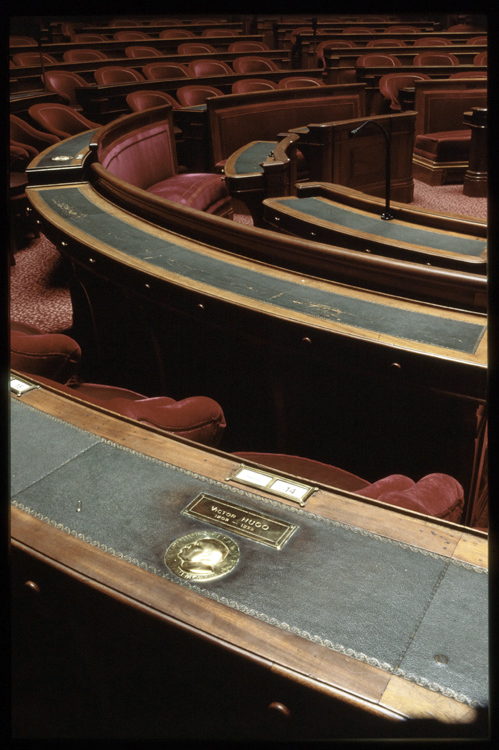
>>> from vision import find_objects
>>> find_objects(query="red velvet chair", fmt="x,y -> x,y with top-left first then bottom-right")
379,72 -> 431,111
341,27 -> 374,34
177,42 -> 217,55
317,40 -> 357,67
358,15 -> 389,22
159,29 -> 196,39
63,49 -> 109,63
113,31 -> 151,42
413,51 -> 460,66
10,35 -> 37,47
447,24 -> 482,32
383,25 -> 419,33
125,46 -> 163,58
228,41 -> 270,52
125,91 -> 183,144
97,105 -> 232,217
474,51 -> 487,65
277,76 -> 324,88
142,62 -> 189,80
73,34 -> 109,43
109,18 -> 143,26
357,53 -> 402,68
186,59 -> 233,77
290,26 -> 316,44
201,28 -> 239,36
232,56 -> 280,74
12,51 -> 58,67
94,66 -> 145,85
10,114 -> 60,156
413,37 -> 452,46
28,103 -> 101,139
466,36 -> 487,45
126,90 -> 181,112
42,70 -> 90,111
231,79 -> 277,94
176,85 -> 224,106
366,39 -> 407,47
233,452 -> 465,523
10,143 -> 31,167
11,322 -> 227,447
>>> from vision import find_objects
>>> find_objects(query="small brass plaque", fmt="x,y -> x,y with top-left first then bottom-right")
182,494 -> 298,550
10,376 -> 40,397
229,465 -> 316,506
165,530 -> 240,581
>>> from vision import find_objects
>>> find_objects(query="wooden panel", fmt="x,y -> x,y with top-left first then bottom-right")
413,79 -> 487,135
207,83 -> 365,167
10,385 -> 488,738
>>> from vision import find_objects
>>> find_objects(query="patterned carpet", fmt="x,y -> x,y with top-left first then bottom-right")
9,180 -> 487,334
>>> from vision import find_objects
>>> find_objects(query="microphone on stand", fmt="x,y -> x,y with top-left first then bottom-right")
350,119 -> 394,220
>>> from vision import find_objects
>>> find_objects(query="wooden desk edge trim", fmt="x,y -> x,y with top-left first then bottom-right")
11,509 -> 474,724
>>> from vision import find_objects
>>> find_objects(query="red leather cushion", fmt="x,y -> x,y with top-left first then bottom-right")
11,326 -> 81,383
414,130 -> 471,162
147,173 -> 231,213
73,386 -> 226,446
356,474 -> 415,498
15,374 -> 226,447
359,473 -> 464,522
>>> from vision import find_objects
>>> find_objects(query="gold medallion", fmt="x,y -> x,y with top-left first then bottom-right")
165,531 -> 240,582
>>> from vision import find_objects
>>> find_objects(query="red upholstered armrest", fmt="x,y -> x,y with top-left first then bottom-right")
357,473 -> 464,522
12,373 -> 226,448
72,387 -> 227,447
11,324 -> 81,383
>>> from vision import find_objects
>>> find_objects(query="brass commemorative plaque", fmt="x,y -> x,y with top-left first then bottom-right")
182,494 -> 298,550
165,530 -> 240,581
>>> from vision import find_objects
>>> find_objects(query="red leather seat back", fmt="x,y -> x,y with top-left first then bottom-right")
28,103 -> 100,139
43,70 -> 89,107
232,56 -> 280,74
99,118 -> 178,189
11,323 -> 81,383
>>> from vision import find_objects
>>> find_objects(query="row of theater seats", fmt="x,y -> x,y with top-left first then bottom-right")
10,28 -> 245,48
11,20 -> 483,48
11,322 -> 472,526
36,68 -> 326,112
10,41 -> 273,66
354,50 -> 486,66
10,43 -> 486,70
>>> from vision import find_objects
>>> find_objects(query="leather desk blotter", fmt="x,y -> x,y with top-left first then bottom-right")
266,196 -> 487,259
11,398 -> 488,708
28,185 -> 486,358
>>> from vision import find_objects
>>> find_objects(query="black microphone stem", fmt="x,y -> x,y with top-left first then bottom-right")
350,120 -> 394,220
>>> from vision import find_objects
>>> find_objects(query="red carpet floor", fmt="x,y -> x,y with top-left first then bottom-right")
10,180 -> 487,334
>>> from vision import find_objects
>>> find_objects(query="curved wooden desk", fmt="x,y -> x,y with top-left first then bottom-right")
263,182 -> 487,274
24,119 -> 487,514
11,379 -> 488,738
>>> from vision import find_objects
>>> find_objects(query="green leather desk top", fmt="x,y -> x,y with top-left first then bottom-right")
265,196 -> 487,262
27,183 -> 487,365
11,396 -> 488,708
225,141 -> 277,176
26,130 -> 98,174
